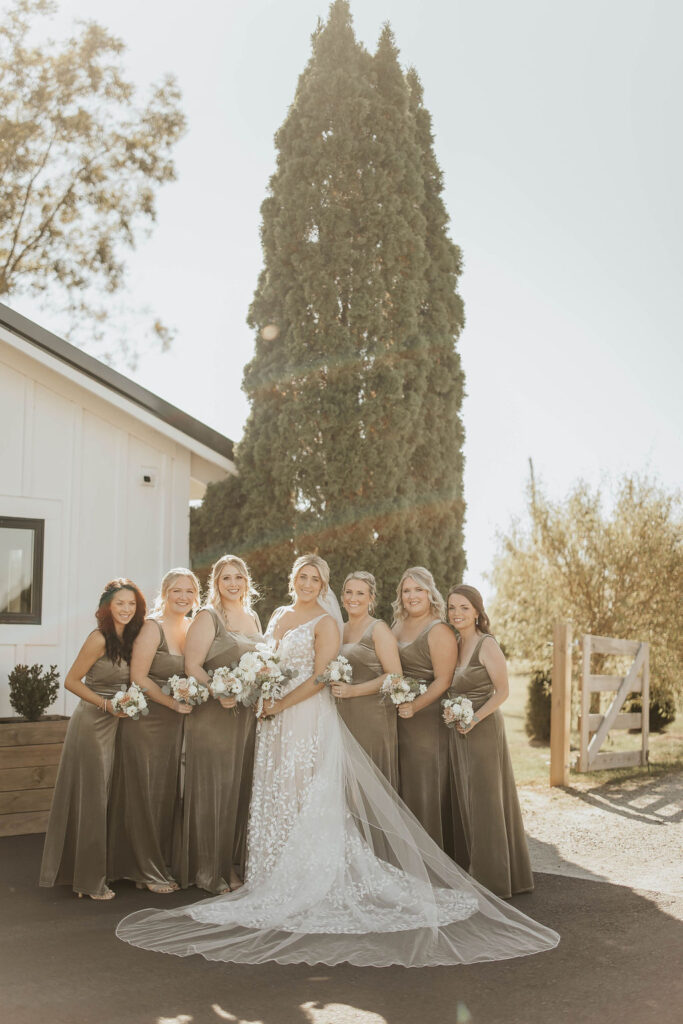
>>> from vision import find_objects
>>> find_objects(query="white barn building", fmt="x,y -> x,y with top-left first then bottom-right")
0,303 -> 235,716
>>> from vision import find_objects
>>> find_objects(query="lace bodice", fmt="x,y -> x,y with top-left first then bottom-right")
265,609 -> 329,696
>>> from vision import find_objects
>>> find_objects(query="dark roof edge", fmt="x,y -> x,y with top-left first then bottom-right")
0,302 -> 234,462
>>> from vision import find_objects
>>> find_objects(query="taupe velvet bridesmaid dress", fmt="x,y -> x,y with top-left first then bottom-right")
39,654 -> 129,896
339,620 -> 399,789
397,621 -> 466,863
107,621 -> 184,887
178,608 -> 261,893
448,634 -> 533,897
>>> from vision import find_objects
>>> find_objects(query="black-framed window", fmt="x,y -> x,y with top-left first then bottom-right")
0,517 -> 44,624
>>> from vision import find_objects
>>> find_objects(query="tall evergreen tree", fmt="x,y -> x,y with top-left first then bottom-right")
191,1 -> 466,619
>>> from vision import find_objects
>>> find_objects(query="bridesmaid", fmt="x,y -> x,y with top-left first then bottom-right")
180,554 -> 262,893
39,579 -> 146,900
446,585 -> 533,897
107,568 -> 200,893
391,567 -> 465,863
331,571 -> 401,788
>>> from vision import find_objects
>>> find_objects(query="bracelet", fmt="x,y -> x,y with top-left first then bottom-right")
101,699 -> 108,714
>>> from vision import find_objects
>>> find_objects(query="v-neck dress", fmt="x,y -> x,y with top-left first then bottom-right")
178,608 -> 261,893
339,620 -> 399,789
448,634 -> 533,897
397,621 -> 465,863
107,619 -> 185,887
40,652 -> 129,896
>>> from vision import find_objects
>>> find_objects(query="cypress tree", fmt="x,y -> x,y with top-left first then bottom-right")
191,1 -> 466,619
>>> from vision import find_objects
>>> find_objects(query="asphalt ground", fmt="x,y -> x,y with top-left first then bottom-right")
1,834 -> 681,1024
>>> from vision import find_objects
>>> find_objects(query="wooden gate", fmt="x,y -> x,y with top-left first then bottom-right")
579,635 -> 649,772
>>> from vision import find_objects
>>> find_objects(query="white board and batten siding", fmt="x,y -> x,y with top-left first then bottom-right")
0,311 -> 235,717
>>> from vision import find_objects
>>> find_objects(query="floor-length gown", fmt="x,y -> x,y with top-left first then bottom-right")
178,609 -> 260,892
339,620 -> 399,788
40,654 -> 129,896
117,613 -> 559,967
448,634 -> 534,898
107,621 -> 184,887
397,621 -> 467,864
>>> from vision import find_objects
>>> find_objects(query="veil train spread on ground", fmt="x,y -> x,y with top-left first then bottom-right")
117,617 -> 559,968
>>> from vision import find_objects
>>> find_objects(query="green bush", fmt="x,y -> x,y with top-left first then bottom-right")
625,695 -> 677,733
8,664 -> 60,721
525,670 -> 552,743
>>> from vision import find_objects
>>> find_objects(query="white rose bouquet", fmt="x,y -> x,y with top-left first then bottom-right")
238,643 -> 297,717
207,665 -> 245,702
315,655 -> 353,690
380,674 -> 428,706
441,694 -> 475,729
110,682 -> 149,719
162,674 -> 210,706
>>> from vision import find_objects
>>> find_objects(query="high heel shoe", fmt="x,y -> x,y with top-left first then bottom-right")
135,880 -> 179,894
76,887 -> 115,901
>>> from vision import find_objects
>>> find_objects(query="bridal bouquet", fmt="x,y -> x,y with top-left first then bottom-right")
162,674 -> 210,706
238,643 -> 297,716
380,674 -> 428,706
110,682 -> 149,719
441,694 -> 475,729
207,665 -> 246,702
315,655 -> 353,689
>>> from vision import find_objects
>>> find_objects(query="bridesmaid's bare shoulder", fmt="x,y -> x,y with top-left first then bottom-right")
371,620 -> 396,643
480,635 -> 505,668
82,629 -> 106,656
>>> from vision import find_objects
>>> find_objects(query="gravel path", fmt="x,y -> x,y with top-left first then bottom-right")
520,770 -> 683,914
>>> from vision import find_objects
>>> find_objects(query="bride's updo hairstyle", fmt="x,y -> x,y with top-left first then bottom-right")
289,554 -> 330,600
150,568 -> 201,619
207,554 -> 259,618
341,571 -> 377,614
392,566 -> 446,625
447,584 -> 493,636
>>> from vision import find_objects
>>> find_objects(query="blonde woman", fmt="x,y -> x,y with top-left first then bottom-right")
391,567 -> 464,861
332,571 -> 401,787
180,555 -> 262,893
108,569 -> 200,893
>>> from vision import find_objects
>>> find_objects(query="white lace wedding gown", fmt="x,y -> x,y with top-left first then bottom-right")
117,613 -> 559,966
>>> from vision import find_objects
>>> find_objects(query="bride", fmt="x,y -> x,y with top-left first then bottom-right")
117,555 -> 559,967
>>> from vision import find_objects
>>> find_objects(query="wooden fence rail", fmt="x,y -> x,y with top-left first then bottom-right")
578,634 -> 649,772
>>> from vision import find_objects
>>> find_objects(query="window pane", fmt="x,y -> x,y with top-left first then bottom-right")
0,528 -> 35,615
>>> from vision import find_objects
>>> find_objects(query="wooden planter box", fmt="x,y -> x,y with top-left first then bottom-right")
0,717 -> 69,837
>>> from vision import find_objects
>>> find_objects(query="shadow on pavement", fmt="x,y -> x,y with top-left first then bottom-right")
1,833 -> 682,1024
559,773 -> 683,826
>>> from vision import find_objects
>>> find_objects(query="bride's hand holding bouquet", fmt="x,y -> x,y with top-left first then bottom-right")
234,643 -> 296,719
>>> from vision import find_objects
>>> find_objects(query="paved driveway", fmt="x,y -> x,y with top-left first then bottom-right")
1,834 -> 681,1024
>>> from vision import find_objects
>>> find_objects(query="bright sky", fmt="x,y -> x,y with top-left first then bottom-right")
10,0 -> 683,600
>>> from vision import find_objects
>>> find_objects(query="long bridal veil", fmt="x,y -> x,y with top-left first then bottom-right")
117,691 -> 559,967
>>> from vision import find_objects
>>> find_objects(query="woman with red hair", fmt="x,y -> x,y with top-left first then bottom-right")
40,579 -> 146,900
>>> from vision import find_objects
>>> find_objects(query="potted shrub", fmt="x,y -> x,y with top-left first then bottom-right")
0,663 -> 69,837
8,663 -> 60,721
